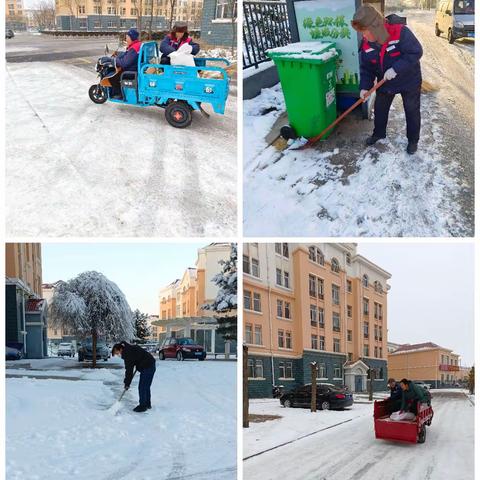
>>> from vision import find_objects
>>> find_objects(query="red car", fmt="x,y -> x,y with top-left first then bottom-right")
158,337 -> 206,361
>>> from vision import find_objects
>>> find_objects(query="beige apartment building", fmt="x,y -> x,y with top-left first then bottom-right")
55,0 -> 203,31
388,342 -> 463,387
6,0 -> 27,29
155,243 -> 236,355
244,243 -> 391,397
6,244 -> 48,358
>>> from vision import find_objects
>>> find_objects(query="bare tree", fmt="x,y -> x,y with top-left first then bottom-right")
132,0 -> 143,34
229,0 -> 237,55
168,0 -> 177,30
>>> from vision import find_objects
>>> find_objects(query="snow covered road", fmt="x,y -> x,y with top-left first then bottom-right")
6,360 -> 236,480
6,61 -> 237,237
243,10 -> 473,237
244,390 -> 473,480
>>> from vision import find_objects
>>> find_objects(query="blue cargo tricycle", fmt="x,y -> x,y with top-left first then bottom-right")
88,41 -> 231,128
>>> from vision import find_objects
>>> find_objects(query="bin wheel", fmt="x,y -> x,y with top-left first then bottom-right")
280,125 -> 297,140
418,425 -> 426,444
88,85 -> 107,104
361,101 -> 369,120
165,101 -> 193,128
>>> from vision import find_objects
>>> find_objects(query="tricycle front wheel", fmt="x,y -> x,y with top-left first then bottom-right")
165,101 -> 193,128
89,85 -> 107,104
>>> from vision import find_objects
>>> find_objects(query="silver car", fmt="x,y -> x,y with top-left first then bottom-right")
435,0 -> 475,44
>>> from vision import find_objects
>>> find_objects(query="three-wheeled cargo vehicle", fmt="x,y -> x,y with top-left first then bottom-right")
374,399 -> 434,444
88,41 -> 231,128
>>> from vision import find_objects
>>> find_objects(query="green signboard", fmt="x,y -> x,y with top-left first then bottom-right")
293,0 -> 360,93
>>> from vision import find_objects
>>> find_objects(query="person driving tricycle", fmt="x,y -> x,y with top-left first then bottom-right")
110,28 -> 142,99
160,22 -> 200,65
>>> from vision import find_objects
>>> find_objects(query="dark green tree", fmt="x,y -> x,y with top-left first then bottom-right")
133,309 -> 151,341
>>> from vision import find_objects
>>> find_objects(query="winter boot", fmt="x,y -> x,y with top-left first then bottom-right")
406,142 -> 418,155
147,402 -> 152,409
133,405 -> 148,413
365,135 -> 386,146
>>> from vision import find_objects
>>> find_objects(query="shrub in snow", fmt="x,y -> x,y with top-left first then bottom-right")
203,244 -> 237,341
49,271 -> 134,367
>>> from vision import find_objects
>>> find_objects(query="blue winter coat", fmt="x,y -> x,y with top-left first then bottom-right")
389,382 -> 402,401
115,40 -> 142,72
160,34 -> 200,62
359,21 -> 423,94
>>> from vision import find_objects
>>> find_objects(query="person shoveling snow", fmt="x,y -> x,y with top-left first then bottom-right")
112,341 -> 156,413
352,5 -> 423,155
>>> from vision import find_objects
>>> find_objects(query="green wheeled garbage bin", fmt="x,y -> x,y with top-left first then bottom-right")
267,41 -> 339,140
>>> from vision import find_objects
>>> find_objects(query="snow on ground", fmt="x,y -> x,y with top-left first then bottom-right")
244,390 -> 473,480
245,399 -> 372,458
6,60 -> 237,237
7,360 -> 236,480
243,11 -> 473,237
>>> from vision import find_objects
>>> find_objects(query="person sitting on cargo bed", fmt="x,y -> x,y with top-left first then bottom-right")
351,5 -> 423,155
386,377 -> 402,413
399,378 -> 430,415
159,22 -> 200,65
110,28 -> 142,99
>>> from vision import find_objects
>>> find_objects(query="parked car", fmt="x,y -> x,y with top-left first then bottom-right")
414,381 -> 431,390
140,342 -> 158,354
435,0 -> 474,44
6,29 -> 14,39
158,337 -> 206,361
78,338 -> 110,362
6,346 -> 23,360
57,342 -> 75,357
280,384 -> 354,410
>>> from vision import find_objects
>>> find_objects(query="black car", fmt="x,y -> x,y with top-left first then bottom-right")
280,384 -> 353,410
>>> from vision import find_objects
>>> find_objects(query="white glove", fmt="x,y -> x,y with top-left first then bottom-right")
360,89 -> 369,102
384,68 -> 397,81
178,43 -> 193,54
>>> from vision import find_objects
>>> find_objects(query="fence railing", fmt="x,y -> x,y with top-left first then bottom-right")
243,0 -> 291,70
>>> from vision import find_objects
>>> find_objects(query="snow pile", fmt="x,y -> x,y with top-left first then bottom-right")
7,361 -> 236,480
244,86 -> 468,236
267,41 -> 334,55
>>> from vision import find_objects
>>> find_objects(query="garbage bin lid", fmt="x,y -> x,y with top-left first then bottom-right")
267,41 -> 338,63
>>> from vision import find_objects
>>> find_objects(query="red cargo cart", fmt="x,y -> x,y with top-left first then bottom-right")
374,399 -> 434,444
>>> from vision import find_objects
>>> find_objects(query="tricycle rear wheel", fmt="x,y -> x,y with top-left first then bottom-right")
89,85 -> 107,104
165,101 -> 193,128
417,425 -> 426,444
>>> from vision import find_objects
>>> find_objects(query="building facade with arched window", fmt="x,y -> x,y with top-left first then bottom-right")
244,243 -> 391,398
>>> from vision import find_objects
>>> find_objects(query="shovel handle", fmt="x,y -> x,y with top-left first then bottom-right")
304,78 -> 387,149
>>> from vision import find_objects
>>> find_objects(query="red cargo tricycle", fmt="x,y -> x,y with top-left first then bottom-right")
374,399 -> 434,444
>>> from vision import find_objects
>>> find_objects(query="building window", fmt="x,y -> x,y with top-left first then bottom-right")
309,275 -> 316,297
309,246 -> 325,265
279,361 -> 293,379
347,329 -> 352,341
251,258 -> 260,277
78,5 -> 85,13
253,293 -> 261,312
363,298 -> 369,315
94,7 -> 102,14
107,7 -> 116,14
319,336 -> 325,350
332,284 -> 340,305
311,334 -> 318,350
333,365 -> 341,378
363,345 -> 369,356
333,312 -> 340,332
244,256 -> 260,277
248,358 -> 264,378
245,324 -> 252,344
283,243 -> 289,258
374,281 -> 384,293
333,338 -> 340,353
277,299 -> 283,318
285,331 -> 292,349
345,253 -> 351,265
244,291 -> 252,310
319,308 -> 324,327
374,325 -> 378,340
374,346 -> 378,358
363,322 -> 369,338
347,305 -> 352,317
278,330 -> 285,348
130,7 -> 137,14
255,325 -> 262,345
318,363 -> 326,378
362,274 -> 369,288
347,279 -> 352,293
284,271 -> 290,288
310,305 -> 317,326
331,258 -> 340,273
276,268 -> 282,286
275,243 -> 281,255
378,326 -> 383,341
348,352 -> 353,361
243,255 -> 250,274
285,302 -> 291,319
275,243 -> 289,258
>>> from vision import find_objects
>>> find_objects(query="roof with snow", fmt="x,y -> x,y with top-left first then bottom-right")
390,342 -> 454,355
25,298 -> 47,313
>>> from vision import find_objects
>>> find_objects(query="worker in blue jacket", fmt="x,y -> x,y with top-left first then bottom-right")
386,377 -> 402,413
352,5 -> 423,155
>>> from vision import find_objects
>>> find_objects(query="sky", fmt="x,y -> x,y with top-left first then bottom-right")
42,243 -> 207,316
357,242 -> 474,366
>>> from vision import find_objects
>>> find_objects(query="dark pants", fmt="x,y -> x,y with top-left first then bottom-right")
373,88 -> 421,144
138,364 -> 156,407
386,398 -> 402,414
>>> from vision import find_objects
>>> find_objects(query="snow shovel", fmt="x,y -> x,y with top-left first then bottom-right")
108,368 -> 137,415
292,78 -> 387,151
